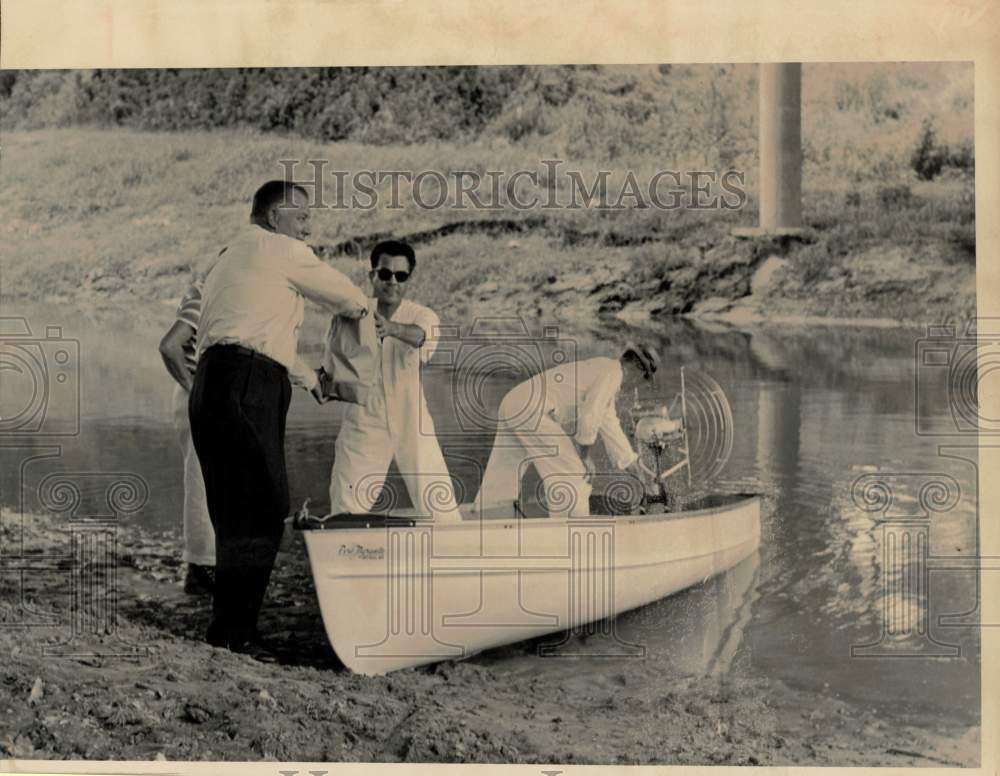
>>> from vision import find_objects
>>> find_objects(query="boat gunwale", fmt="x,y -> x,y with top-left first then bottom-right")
307,534 -> 762,581
299,493 -> 761,533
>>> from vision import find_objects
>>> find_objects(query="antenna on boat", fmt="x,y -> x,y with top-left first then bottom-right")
680,366 -> 691,487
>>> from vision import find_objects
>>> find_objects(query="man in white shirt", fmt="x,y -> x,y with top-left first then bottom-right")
158,258 -> 326,596
326,240 -> 461,521
188,180 -> 368,657
475,345 -> 658,518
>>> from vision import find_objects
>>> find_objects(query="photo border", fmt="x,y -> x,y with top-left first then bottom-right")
1,1 -> 997,774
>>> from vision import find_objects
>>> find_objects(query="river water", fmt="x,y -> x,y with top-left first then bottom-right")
0,303 -> 980,732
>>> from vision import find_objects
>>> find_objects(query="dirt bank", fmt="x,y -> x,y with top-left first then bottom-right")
450,224 -> 975,329
0,513 -> 979,766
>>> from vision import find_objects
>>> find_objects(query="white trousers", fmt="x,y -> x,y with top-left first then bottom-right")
476,408 -> 592,518
172,384 -> 216,566
329,400 -> 462,520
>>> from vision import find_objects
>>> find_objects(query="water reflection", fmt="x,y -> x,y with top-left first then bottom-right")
613,551 -> 761,676
0,304 -> 980,728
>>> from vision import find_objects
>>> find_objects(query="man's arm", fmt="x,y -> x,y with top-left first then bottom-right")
596,409 -> 640,471
287,243 -> 369,318
377,306 -> 441,364
159,320 -> 196,392
375,313 -> 426,349
289,355 -> 321,393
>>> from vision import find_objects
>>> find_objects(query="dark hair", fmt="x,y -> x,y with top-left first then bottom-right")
250,180 -> 309,222
370,239 -> 416,272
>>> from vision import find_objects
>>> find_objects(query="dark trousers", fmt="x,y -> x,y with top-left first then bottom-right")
188,344 -> 292,647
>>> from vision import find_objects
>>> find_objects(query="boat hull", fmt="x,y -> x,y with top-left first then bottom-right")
302,494 -> 761,675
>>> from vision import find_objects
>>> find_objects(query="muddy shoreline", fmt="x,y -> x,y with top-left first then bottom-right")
0,513 -> 979,766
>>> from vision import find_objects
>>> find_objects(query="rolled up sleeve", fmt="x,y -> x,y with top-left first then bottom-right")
412,306 -> 441,363
287,243 -> 369,316
175,279 -> 203,329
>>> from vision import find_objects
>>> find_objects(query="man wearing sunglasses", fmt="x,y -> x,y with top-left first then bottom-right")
326,240 -> 461,521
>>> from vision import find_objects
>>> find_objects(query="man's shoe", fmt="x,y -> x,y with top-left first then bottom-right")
184,564 -> 215,595
231,631 -> 281,664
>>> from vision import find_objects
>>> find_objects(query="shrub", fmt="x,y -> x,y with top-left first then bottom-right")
911,120 -> 945,180
5,67 -> 528,144
0,70 -> 84,128
0,71 -> 18,98
946,139 -> 975,173
910,119 -> 973,180
877,185 -> 913,210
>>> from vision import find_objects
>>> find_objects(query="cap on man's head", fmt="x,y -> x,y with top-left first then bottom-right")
621,342 -> 660,380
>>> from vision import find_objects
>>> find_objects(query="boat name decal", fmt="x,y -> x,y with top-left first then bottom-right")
338,543 -> 385,560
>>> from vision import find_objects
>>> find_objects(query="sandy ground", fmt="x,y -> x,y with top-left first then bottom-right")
0,512 -> 980,767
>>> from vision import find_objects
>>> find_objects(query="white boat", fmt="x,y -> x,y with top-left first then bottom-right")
299,492 -> 761,676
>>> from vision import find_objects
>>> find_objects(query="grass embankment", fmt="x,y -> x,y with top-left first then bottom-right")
1,109 -> 974,328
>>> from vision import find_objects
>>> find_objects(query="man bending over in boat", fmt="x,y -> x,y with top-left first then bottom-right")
474,345 -> 659,518
326,240 -> 462,522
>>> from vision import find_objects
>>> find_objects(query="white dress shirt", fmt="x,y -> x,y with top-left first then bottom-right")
197,225 -> 368,390
504,357 -> 639,470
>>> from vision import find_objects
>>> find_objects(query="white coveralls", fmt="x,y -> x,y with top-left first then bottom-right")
475,357 -> 639,518
171,384 -> 216,566
328,299 -> 461,520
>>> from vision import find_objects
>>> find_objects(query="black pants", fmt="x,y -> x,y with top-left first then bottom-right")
188,344 -> 292,647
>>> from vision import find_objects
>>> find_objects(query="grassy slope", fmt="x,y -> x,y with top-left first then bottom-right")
0,62 -> 976,328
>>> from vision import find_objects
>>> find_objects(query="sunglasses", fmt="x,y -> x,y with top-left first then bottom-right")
374,268 -> 411,283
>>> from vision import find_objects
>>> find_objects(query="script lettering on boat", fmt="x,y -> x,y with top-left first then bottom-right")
337,542 -> 385,560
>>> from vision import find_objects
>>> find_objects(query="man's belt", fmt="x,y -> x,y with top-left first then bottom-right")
204,343 -> 287,373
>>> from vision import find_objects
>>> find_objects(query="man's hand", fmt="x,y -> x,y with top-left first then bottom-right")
374,311 -> 395,341
582,454 -> 597,483
374,313 -> 427,349
311,367 -> 334,404
625,458 -> 655,486
636,459 -> 657,482
159,320 -> 196,392
310,383 -> 331,405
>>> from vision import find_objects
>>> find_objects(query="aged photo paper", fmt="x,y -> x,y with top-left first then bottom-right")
1,1 -> 998,775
